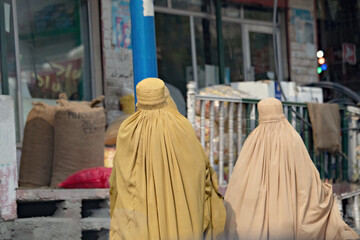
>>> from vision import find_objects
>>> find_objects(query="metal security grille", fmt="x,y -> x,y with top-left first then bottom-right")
187,81 -> 359,186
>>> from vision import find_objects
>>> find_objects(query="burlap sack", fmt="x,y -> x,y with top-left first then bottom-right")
19,102 -> 57,187
104,114 -> 130,146
307,103 -> 341,153
50,97 -> 106,187
119,94 -> 135,114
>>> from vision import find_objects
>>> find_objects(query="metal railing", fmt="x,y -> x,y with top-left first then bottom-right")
339,189 -> 360,229
187,82 -> 359,186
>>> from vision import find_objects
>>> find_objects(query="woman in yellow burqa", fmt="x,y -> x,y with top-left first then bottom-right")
224,97 -> 359,240
109,78 -> 226,240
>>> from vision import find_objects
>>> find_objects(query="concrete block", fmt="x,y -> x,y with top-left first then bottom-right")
82,199 -> 110,218
80,218 -> 110,231
16,189 -> 109,202
54,200 -> 81,218
0,220 -> 14,240
0,96 -> 17,220
13,218 -> 81,240
82,229 -> 109,240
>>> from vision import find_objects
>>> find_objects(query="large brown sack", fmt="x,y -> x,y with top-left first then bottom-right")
104,114 -> 130,146
19,102 -> 57,187
50,97 -> 106,187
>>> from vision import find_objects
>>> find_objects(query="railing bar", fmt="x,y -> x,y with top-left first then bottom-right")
304,108 -> 310,152
229,102 -> 235,180
209,101 -> 215,168
284,105 -> 288,119
320,153 -> 325,180
251,104 -> 256,130
200,100 -> 206,148
237,103 -> 243,156
246,104 -> 251,137
341,109 -> 349,182
299,106 -> 304,137
354,195 -> 360,229
296,107 -> 301,133
255,104 -> 259,127
219,102 -> 225,185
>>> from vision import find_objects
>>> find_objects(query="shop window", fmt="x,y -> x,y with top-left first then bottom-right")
16,0 -> 92,130
0,0 -> 22,141
154,0 -> 167,7
248,31 -> 276,81
222,23 -> 244,82
194,18 -> 219,89
172,0 -> 212,13
155,13 -> 192,98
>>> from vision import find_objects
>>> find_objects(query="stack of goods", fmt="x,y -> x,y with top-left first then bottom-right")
104,114 -> 130,167
19,102 -> 58,187
104,147 -> 116,168
50,97 -> 106,187
104,114 -> 130,146
119,87 -> 135,114
19,94 -> 106,188
199,84 -> 251,98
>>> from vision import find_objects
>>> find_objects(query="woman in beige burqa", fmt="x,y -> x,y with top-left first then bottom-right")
224,97 -> 359,240
109,78 -> 225,240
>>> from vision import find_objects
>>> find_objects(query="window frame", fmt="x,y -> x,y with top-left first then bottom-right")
154,2 -> 285,88
1,0 -> 101,144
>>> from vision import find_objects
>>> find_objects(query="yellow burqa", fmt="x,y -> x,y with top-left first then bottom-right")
110,78 -> 225,240
224,98 -> 359,240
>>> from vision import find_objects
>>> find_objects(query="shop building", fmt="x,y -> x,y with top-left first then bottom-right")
0,0 -> 357,156
0,1 -> 359,238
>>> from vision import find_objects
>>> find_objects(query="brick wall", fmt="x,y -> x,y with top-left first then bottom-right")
287,0 -> 319,84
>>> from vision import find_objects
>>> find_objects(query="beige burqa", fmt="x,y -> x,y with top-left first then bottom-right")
109,78 -> 226,240
224,98 -> 358,240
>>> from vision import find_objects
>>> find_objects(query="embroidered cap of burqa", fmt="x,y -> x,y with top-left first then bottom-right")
224,98 -> 358,240
109,78 -> 225,240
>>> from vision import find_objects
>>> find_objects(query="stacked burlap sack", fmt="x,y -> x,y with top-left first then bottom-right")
19,102 -> 58,187
103,90 -> 134,168
19,95 -> 106,188
104,114 -> 130,168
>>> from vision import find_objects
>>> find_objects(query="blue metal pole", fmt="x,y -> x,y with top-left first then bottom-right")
130,0 -> 158,103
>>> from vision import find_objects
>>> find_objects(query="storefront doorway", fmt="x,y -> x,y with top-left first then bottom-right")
243,24 -> 283,82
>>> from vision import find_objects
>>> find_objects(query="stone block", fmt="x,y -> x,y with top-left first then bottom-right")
13,218 -> 81,240
80,218 -> 110,231
54,200 -> 81,218
0,96 -> 17,220
0,220 -> 14,240
16,189 -> 109,202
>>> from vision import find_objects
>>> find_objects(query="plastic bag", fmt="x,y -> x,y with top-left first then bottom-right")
58,167 -> 112,189
104,147 -> 116,168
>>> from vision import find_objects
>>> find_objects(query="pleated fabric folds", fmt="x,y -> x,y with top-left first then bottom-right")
224,98 -> 358,240
110,78 -> 225,240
